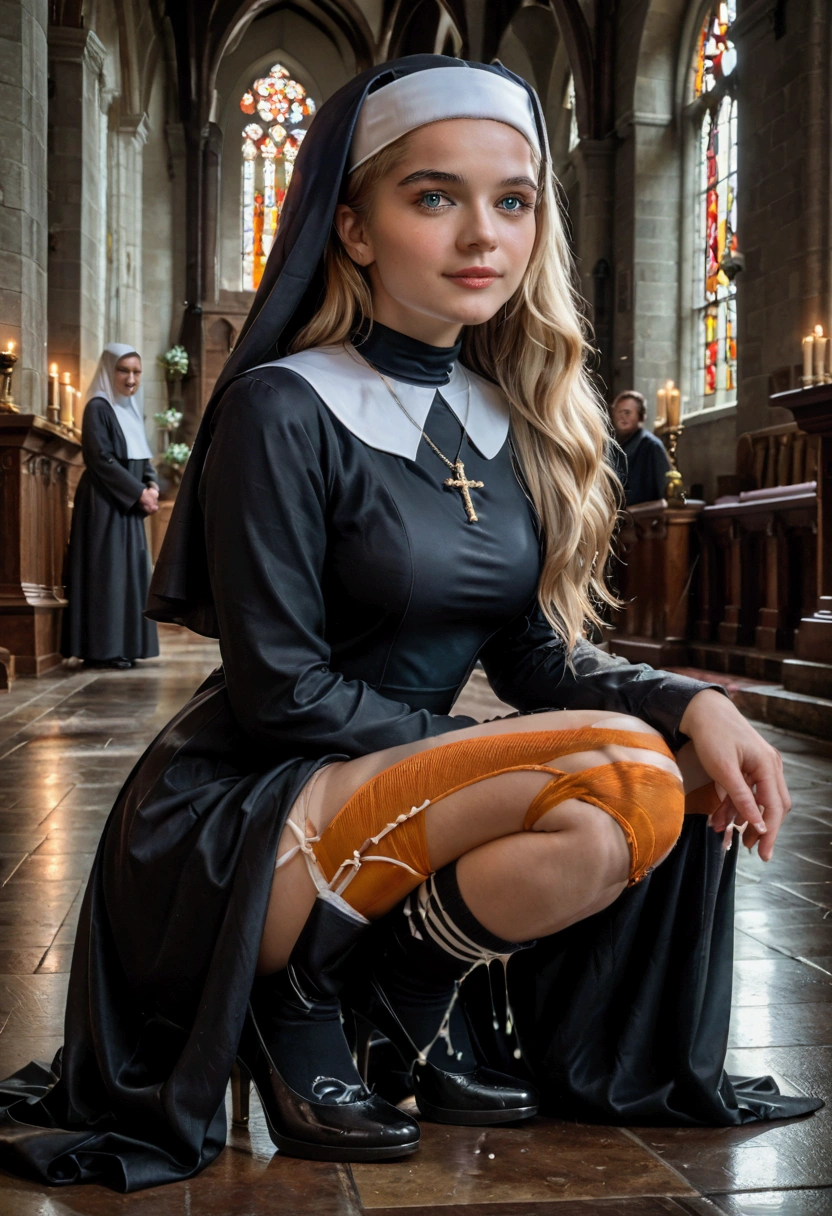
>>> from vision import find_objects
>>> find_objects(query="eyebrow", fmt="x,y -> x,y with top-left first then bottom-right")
397,169 -> 538,190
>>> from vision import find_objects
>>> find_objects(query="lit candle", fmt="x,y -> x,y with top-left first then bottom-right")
665,380 -> 681,428
6,341 -> 14,353
59,372 -> 74,428
803,332 -> 815,382
812,324 -> 827,380
49,363 -> 59,417
656,383 -> 668,427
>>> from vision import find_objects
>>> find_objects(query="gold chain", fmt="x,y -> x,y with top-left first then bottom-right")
357,352 -> 471,469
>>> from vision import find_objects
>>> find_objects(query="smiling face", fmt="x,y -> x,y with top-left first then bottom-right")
113,354 -> 142,396
335,119 -> 539,346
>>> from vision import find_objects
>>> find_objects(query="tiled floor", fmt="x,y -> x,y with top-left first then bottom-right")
0,629 -> 830,1215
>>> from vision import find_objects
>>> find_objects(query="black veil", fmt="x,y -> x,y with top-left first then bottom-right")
147,55 -> 548,636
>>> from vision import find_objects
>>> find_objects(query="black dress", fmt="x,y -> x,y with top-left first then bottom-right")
0,327 -> 818,1193
61,397 -> 160,662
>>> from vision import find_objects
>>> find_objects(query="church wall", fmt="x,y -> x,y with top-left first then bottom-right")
141,61 -> 179,436
47,27 -> 108,407
733,0 -> 831,436
0,0 -> 48,413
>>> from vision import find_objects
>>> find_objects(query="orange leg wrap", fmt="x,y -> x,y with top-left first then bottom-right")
524,763 -> 685,885
312,727 -> 681,917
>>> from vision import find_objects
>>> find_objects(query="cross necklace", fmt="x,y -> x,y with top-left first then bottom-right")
360,355 -> 484,524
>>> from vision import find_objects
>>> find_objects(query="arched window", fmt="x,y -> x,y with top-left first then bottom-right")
239,64 -> 316,291
685,2 -> 738,412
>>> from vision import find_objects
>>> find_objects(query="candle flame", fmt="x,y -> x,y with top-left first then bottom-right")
61,372 -> 71,384
50,363 -> 58,375
6,341 -> 14,353
814,324 -> 824,337
665,379 -> 675,389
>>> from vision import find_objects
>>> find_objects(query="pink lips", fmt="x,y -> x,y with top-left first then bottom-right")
445,266 -> 501,290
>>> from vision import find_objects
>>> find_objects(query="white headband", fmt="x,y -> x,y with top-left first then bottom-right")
349,65 -> 541,171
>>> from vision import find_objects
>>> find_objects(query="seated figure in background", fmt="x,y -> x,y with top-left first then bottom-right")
610,390 -> 672,506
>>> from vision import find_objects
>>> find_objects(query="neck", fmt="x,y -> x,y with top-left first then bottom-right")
370,288 -> 463,348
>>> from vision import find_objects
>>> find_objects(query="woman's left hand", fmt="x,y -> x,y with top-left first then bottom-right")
678,689 -> 790,861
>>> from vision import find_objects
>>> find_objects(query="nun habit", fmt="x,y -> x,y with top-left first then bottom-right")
0,56 -> 819,1194
61,344 -> 159,664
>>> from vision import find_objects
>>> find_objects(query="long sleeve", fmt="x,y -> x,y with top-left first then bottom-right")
142,459 -> 159,488
81,400 -> 146,511
201,373 -> 477,755
479,602 -> 725,749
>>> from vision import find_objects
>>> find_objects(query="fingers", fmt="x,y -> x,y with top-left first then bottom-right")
752,771 -> 789,862
720,774 -> 767,835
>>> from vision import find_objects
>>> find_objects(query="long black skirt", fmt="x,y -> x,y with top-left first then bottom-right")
0,671 -> 820,1191
62,467 -> 159,662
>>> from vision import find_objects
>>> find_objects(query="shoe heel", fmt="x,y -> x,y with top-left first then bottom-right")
231,1059 -> 251,1125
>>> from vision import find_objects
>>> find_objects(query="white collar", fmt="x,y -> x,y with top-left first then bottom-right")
252,343 -> 510,461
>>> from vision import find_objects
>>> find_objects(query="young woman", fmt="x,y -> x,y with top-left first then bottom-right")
62,344 -> 160,669
0,57 -> 818,1193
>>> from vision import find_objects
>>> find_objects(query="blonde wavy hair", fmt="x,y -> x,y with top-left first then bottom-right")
291,132 -> 620,650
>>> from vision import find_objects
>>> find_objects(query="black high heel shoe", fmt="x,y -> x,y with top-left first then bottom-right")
233,895 -> 420,1162
351,976 -> 539,1127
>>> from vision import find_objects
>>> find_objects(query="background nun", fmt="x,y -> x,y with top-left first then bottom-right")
61,343 -> 160,669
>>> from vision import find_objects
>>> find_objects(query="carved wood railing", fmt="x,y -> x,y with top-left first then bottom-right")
0,415 -> 83,674
608,412 -> 829,691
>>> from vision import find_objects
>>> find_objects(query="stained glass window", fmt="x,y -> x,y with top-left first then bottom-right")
240,64 -> 316,290
690,2 -> 738,408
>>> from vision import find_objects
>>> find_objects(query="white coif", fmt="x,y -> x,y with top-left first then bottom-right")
349,65 -> 541,171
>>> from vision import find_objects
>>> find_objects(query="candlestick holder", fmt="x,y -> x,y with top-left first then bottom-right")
662,424 -> 687,507
0,347 -> 19,413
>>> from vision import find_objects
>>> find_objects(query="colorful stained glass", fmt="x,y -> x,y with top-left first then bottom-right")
694,1 -> 737,98
240,63 -> 316,289
691,5 -> 738,409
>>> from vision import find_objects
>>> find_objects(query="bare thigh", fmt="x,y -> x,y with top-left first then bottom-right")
259,709 -> 689,972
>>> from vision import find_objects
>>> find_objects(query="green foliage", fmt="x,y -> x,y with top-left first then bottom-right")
157,345 -> 189,379
162,442 -> 191,470
154,408 -> 184,430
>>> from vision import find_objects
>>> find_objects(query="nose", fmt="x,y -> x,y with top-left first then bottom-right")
457,200 -> 498,254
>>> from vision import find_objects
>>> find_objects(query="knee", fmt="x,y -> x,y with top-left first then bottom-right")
553,800 -> 632,899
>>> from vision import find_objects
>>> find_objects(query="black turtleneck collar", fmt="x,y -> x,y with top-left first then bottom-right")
352,322 -> 462,387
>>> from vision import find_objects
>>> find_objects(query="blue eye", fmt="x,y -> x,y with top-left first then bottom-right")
421,192 -> 444,208
499,196 -> 524,212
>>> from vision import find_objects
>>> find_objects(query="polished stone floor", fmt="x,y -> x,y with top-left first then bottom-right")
0,628 -> 830,1215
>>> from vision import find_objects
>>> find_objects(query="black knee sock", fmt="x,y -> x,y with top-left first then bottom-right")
249,971 -> 364,1101
374,862 -> 530,1073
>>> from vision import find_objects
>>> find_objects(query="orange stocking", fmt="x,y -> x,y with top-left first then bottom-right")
312,728 -> 684,918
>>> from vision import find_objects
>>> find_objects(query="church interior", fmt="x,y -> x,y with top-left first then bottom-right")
1,0 -> 831,1212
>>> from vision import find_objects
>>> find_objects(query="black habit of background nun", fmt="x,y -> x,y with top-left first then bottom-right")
61,343 -> 160,665
0,55 -> 819,1195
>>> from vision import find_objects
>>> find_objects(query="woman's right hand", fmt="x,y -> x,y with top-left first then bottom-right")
139,486 -> 160,514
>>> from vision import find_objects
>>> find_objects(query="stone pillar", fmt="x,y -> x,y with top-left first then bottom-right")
0,0 -> 49,413
107,112 -> 149,351
47,26 -> 107,399
615,113 -> 680,421
570,139 -> 616,397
